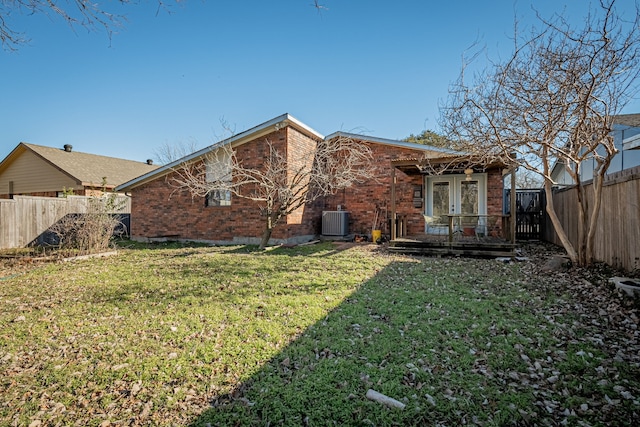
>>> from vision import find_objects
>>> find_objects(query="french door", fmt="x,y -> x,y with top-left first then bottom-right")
425,175 -> 486,233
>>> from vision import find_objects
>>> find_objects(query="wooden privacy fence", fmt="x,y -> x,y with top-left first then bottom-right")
543,165 -> 640,272
0,195 -> 131,249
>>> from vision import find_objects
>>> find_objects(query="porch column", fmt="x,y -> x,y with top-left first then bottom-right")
391,166 -> 396,240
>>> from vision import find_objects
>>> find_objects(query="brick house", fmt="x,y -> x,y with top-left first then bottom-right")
117,114 -> 509,246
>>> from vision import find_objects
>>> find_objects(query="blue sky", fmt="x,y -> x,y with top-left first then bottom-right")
1,0 -> 639,163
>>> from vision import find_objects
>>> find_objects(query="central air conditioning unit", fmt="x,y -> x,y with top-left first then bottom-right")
322,211 -> 349,236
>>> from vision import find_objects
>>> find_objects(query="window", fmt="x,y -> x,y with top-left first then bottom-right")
204,150 -> 232,207
206,189 -> 231,207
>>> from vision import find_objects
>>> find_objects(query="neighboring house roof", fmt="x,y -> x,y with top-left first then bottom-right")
614,113 -> 640,128
550,113 -> 640,183
117,114 -> 461,192
117,113 -> 324,192
0,142 -> 159,189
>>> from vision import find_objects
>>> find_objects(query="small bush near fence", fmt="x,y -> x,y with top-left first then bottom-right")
0,194 -> 130,259
47,195 -> 127,255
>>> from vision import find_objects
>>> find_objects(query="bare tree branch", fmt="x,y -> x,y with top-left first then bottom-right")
441,0 -> 640,266
168,132 -> 376,249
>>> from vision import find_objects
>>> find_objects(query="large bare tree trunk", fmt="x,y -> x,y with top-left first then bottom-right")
259,211 -> 275,250
259,227 -> 272,250
585,174 -> 604,265
575,182 -> 588,266
544,182 -> 578,264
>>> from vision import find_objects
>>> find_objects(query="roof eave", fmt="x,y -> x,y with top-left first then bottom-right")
623,133 -> 640,150
116,113 -> 324,192
392,155 -> 507,175
325,131 -> 462,155
0,143 -> 27,174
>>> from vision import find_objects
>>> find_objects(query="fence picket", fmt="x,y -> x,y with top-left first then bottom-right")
543,166 -> 640,272
0,195 -> 131,249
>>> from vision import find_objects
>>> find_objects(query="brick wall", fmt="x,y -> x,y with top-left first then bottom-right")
486,168 -> 504,216
0,189 -> 91,198
486,168 -> 505,235
129,129 -> 506,243
322,141 -> 427,237
130,128 -> 320,244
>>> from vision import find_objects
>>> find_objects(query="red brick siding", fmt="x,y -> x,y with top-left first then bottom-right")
129,129 -> 506,242
322,142 -> 506,238
323,141 -> 427,237
285,127 -> 319,229
486,169 -> 504,217
130,128 -> 319,243
486,168 -> 505,235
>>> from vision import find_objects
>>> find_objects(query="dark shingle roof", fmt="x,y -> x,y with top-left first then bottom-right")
23,143 -> 159,188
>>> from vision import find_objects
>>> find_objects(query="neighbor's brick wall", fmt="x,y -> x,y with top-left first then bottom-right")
0,189 -> 91,198
129,128 -> 320,243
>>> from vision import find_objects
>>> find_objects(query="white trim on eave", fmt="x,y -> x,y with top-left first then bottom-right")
116,113 -> 324,192
623,133 -> 640,150
324,131 -> 463,155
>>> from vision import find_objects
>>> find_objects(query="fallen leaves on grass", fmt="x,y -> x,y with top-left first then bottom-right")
1,242 -> 639,426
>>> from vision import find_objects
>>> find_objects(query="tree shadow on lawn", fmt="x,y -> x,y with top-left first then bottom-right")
214,241 -> 367,258
188,258 -> 442,427
186,255 -> 636,427
118,239 -> 362,258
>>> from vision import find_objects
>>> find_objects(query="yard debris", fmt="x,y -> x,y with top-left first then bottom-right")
541,255 -> 571,272
365,389 -> 406,409
610,276 -> 640,298
424,393 -> 437,406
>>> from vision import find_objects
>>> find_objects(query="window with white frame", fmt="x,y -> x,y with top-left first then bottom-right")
205,150 -> 232,207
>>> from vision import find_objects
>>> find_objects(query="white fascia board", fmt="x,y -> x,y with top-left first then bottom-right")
324,131 -> 463,155
623,133 -> 640,150
285,114 -> 325,140
116,113 -> 323,192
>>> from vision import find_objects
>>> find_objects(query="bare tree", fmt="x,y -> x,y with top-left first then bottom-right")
153,138 -> 203,165
442,0 -> 640,266
1,0 -> 134,50
516,169 -> 543,189
169,134 -> 376,249
1,1 -> 331,50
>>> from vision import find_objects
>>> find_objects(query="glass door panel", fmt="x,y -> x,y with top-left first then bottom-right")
459,180 -> 479,231
459,181 -> 478,214
426,181 -> 451,234
432,182 -> 450,217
